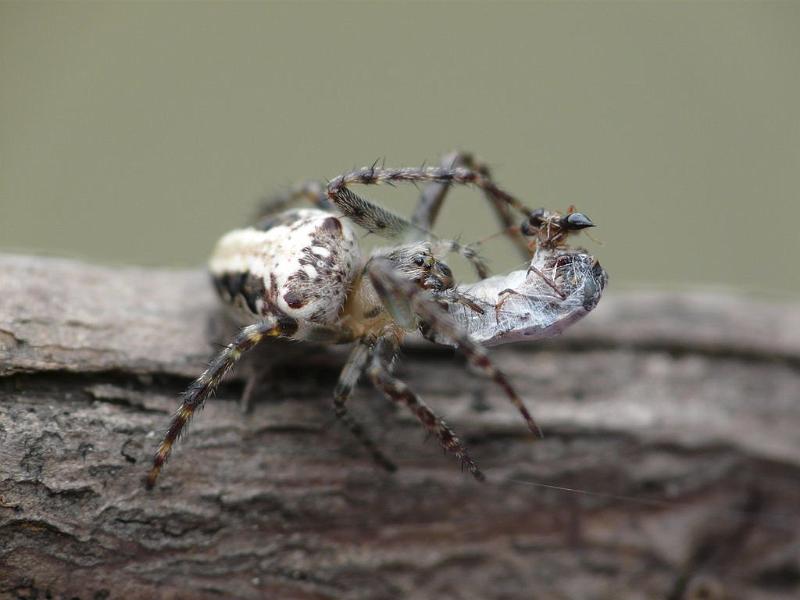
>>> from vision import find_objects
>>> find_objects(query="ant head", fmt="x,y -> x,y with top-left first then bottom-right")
520,208 -> 546,236
519,208 -> 595,247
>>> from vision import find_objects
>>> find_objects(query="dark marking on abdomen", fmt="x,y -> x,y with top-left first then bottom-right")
212,271 -> 267,315
320,216 -> 343,236
283,290 -> 306,309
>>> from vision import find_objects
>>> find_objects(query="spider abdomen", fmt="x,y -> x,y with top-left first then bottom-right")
209,208 -> 361,326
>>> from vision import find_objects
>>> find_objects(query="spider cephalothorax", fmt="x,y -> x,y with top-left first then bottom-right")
380,243 -> 455,291
146,152 -> 605,488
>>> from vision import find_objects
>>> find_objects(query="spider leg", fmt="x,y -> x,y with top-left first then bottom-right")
146,314 -> 300,489
329,162 -> 534,238
326,165 -> 490,279
254,180 -> 332,225
366,334 -> 484,481
367,258 -> 543,439
240,368 -> 269,414
333,338 -> 397,472
431,238 -> 490,279
328,164 -> 535,220
410,153 -> 458,231
412,151 -> 532,262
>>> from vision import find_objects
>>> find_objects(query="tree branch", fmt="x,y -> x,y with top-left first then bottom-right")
1,254 -> 799,600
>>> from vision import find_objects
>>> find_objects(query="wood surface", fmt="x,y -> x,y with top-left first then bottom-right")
1,254 -> 798,600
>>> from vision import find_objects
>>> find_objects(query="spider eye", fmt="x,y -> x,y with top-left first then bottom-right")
413,256 -> 425,267
439,264 -> 452,278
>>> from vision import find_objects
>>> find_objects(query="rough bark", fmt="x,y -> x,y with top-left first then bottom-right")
1,253 -> 798,600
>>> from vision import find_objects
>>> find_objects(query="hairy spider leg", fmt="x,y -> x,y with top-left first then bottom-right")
325,168 -> 510,278
146,320 -> 284,487
239,367 -> 271,414
255,180 -> 331,225
328,165 -> 531,211
431,238 -> 490,279
146,315 -> 356,489
367,258 -> 543,439
333,339 -> 397,472
253,174 -> 488,279
412,151 -> 532,262
328,165 -> 534,228
366,333 -> 485,481
146,317 -> 297,488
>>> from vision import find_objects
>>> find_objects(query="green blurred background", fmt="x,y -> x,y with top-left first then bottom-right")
2,1 -> 798,297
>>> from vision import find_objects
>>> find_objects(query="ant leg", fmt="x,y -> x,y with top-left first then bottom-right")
367,258 -> 542,439
333,339 -> 397,472
366,334 -> 484,481
147,314 -> 300,489
526,264 -> 567,300
431,287 -> 487,316
412,151 -> 532,261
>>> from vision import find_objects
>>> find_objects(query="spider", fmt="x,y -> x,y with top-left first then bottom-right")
145,152 -> 600,488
